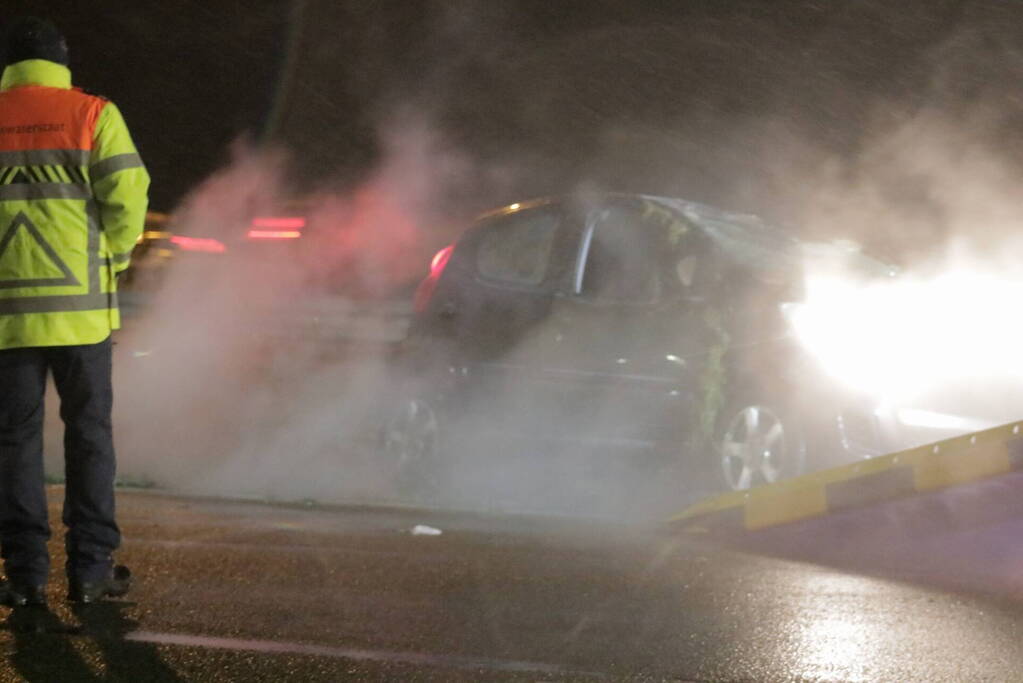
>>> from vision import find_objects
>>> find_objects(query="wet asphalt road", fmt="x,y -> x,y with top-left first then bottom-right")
1,488 -> 1023,682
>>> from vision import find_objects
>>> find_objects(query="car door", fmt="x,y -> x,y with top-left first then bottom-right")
439,202 -> 583,436
541,198 -> 713,449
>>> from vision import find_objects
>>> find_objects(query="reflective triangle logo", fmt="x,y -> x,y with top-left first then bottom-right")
0,212 -> 81,290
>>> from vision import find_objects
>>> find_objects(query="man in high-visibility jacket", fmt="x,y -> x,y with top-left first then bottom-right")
0,17 -> 149,606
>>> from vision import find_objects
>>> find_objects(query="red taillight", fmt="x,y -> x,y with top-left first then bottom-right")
430,244 -> 454,274
247,216 -> 305,240
414,244 -> 455,313
169,235 -> 227,253
250,217 -> 306,229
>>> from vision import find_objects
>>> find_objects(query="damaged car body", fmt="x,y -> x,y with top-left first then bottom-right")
387,194 -> 898,510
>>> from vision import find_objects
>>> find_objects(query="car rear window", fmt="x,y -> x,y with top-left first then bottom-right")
475,208 -> 559,286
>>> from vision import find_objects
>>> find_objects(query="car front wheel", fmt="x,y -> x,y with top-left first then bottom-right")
717,402 -> 806,491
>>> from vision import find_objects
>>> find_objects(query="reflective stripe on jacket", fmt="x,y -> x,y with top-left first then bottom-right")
0,59 -> 150,349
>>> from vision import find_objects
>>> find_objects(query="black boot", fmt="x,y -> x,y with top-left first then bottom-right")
1,580 -> 48,608
68,565 -> 131,604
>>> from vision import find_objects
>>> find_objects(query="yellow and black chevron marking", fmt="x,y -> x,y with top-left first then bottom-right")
0,164 -> 88,185
669,421 -> 1023,533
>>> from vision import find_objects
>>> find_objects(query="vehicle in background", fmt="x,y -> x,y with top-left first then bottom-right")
383,194 -> 901,509
118,212 -> 222,318
117,207 -> 414,348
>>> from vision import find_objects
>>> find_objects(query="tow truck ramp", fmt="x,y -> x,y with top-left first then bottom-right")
671,420 -> 1023,532
670,421 -> 1023,596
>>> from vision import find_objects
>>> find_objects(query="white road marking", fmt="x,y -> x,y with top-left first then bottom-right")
126,631 -> 605,677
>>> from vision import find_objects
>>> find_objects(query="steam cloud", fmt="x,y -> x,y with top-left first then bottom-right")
78,119 -> 479,504
85,105 -> 1023,515
37,5 -> 1023,522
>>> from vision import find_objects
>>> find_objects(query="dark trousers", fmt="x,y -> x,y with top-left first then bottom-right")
0,337 -> 120,585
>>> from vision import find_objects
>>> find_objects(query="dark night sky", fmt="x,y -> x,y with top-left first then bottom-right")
5,1 -> 1022,258
5,1 -> 288,210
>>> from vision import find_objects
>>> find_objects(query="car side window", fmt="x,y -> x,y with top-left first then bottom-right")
672,235 -> 721,300
578,205 -> 662,304
475,208 -> 560,286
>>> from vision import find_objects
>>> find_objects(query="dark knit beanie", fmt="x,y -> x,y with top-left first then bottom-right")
2,17 -> 69,67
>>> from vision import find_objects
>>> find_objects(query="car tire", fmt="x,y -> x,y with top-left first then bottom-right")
381,396 -> 446,501
715,399 -> 807,491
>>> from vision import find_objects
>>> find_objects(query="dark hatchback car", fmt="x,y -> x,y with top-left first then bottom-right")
386,194 -> 895,509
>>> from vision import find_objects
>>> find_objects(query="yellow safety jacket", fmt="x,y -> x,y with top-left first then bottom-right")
0,59 -> 150,349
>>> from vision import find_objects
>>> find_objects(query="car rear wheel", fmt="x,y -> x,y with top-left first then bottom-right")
717,402 -> 806,491
381,397 -> 444,500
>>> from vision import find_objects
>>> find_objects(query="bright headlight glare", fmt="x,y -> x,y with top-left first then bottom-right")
787,270 -> 1023,402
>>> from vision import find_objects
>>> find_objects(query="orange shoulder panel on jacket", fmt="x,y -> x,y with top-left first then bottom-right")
0,86 -> 106,152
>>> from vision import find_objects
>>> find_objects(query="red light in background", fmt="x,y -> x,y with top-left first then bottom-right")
169,235 -> 227,253
250,217 -> 306,229
246,230 -> 302,240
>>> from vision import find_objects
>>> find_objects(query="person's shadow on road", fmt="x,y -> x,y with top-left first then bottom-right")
3,602 -> 181,682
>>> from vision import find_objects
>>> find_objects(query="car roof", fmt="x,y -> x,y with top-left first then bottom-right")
476,193 -> 896,282
643,194 -> 898,281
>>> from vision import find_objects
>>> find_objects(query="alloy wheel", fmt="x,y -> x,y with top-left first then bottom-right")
719,404 -> 794,491
382,398 -> 440,495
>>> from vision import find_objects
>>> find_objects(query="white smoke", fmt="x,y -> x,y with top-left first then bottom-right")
104,117 -> 482,504
37,5 -> 1023,525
